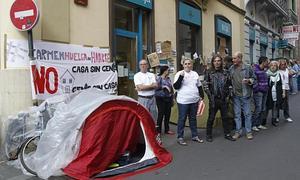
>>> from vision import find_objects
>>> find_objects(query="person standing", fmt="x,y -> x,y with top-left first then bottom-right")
252,56 -> 269,132
134,59 -> 158,121
173,58 -> 205,146
204,55 -> 235,142
265,61 -> 283,127
155,66 -> 175,135
278,59 -> 293,123
291,60 -> 299,94
229,52 -> 256,140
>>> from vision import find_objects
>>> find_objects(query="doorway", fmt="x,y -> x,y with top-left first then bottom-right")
115,34 -> 137,98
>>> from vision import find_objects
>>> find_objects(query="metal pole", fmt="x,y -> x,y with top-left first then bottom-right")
27,30 -> 34,60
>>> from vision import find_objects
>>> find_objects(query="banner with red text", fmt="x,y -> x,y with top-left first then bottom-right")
30,61 -> 117,100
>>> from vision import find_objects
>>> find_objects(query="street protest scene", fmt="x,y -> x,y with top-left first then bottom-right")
1,0 -> 300,179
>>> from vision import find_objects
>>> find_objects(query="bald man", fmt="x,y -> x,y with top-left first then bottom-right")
134,59 -> 158,121
229,52 -> 256,140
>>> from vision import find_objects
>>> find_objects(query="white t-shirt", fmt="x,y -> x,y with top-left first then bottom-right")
174,70 -> 201,104
279,69 -> 289,90
134,72 -> 156,96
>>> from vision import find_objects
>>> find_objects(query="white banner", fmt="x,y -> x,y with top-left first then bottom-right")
6,39 -> 116,100
283,32 -> 299,40
6,39 -> 110,68
30,61 -> 117,100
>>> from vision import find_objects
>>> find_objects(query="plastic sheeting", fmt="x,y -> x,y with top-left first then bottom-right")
1,94 -> 67,161
27,89 -> 134,179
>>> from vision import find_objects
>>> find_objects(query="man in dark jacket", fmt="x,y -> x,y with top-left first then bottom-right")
204,55 -> 235,142
252,56 -> 269,131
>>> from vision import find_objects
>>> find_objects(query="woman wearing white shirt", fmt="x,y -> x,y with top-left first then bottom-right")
173,59 -> 204,145
278,59 -> 293,123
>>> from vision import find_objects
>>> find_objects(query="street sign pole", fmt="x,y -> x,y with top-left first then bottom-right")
10,0 -> 39,61
28,30 -> 34,60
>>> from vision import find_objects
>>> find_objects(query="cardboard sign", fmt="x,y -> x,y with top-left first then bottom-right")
147,52 -> 160,67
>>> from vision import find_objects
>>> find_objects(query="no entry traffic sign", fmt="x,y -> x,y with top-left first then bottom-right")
10,0 -> 39,31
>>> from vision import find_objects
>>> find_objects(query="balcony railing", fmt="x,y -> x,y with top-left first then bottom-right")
271,0 -> 288,14
288,9 -> 298,24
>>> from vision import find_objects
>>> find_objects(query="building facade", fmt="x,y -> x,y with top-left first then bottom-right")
0,0 -> 245,130
244,0 -> 298,64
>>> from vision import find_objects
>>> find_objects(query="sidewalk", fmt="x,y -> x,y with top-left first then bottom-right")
1,93 -> 300,180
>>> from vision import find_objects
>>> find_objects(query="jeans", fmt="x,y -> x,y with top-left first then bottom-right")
177,102 -> 198,139
156,96 -> 172,133
252,92 -> 267,127
206,98 -> 231,136
291,77 -> 298,94
233,96 -> 252,133
298,75 -> 300,91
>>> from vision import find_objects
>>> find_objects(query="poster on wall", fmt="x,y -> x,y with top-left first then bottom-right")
6,39 -> 116,100
6,39 -> 110,68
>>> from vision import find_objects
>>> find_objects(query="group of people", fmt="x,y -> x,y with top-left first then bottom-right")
133,52 -> 298,146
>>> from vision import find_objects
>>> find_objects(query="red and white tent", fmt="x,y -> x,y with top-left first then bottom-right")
27,90 -> 172,179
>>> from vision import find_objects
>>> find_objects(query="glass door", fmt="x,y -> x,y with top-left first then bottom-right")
115,35 -> 137,98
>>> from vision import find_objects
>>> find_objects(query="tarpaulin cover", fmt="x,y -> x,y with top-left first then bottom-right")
26,89 -> 171,179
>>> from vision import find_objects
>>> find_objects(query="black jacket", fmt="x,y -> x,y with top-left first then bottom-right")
203,68 -> 231,101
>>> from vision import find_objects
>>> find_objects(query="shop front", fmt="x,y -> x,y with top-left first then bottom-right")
112,0 -> 154,98
215,16 -> 232,58
272,39 -> 278,59
249,26 -> 255,64
260,32 -> 268,57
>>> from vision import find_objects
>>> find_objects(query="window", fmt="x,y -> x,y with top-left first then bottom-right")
114,3 -> 138,32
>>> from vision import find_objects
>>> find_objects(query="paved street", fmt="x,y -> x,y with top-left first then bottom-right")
1,93 -> 300,180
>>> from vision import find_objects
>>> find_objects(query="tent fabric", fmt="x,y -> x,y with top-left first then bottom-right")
63,99 -> 172,179
25,90 -> 171,179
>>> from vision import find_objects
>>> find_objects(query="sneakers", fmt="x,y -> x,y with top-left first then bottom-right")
275,118 -> 279,123
252,126 -> 260,132
246,133 -> 254,140
192,136 -> 204,143
224,134 -> 236,141
177,138 -> 187,146
258,125 -> 268,130
286,118 -> 293,123
232,132 -> 241,140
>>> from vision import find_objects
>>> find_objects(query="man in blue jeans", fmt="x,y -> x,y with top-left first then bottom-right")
252,56 -> 269,131
229,52 -> 256,140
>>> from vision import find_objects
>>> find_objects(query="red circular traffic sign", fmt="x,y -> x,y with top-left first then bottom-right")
10,0 -> 39,31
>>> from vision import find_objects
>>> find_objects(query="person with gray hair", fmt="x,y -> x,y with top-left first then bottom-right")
134,59 -> 158,121
229,51 -> 256,140
264,61 -> 283,127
